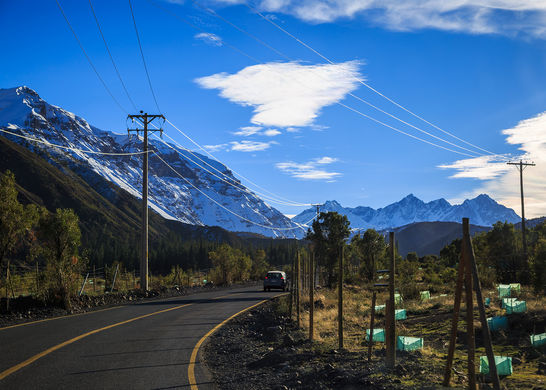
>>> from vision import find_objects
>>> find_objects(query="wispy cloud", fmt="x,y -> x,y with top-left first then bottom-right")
194,32 -> 223,46
276,156 -> 341,181
205,140 -> 277,152
195,61 -> 362,128
233,126 -> 281,137
440,112 -> 546,217
230,140 -> 276,152
211,0 -> 546,38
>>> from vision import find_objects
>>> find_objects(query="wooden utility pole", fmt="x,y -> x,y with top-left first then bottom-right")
289,254 -> 295,319
338,245 -> 344,350
296,251 -> 301,329
385,232 -> 396,368
309,247 -> 314,341
127,112 -> 164,291
507,160 -> 535,265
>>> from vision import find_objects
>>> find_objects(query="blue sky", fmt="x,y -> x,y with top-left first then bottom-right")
1,0 -> 546,218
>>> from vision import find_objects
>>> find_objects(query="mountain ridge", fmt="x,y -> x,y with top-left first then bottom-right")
293,193 -> 520,230
0,86 -> 306,238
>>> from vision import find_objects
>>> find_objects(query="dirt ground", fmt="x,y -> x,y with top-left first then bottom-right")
203,289 -> 546,390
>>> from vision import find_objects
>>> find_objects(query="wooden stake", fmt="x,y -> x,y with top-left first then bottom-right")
464,235 -> 476,390
385,232 -> 396,368
309,249 -> 314,341
464,218 -> 500,390
289,254 -> 294,320
296,251 -> 301,329
368,290 -> 377,362
443,243 -> 466,386
338,245 -> 344,350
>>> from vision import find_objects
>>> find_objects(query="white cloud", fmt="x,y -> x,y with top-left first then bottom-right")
315,156 -> 338,164
194,32 -> 223,46
195,61 -> 362,128
203,140 -> 277,152
233,126 -> 263,136
233,126 -> 281,137
263,129 -> 281,136
203,143 -> 229,152
211,0 -> 546,38
230,140 -> 276,152
276,156 -> 341,180
440,112 -> 546,218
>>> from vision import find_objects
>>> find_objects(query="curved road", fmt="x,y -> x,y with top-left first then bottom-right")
0,286 -> 284,389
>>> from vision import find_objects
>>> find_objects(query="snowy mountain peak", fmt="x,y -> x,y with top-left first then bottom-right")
0,86 -> 304,238
293,194 -> 520,230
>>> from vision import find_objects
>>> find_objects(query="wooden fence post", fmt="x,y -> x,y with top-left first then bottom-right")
464,218 -> 500,390
368,290 -> 377,362
338,245 -> 344,350
296,251 -> 301,329
385,232 -> 396,368
309,248 -> 314,341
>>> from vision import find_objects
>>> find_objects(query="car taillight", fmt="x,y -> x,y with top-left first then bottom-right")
265,277 -> 268,279
280,277 -> 284,280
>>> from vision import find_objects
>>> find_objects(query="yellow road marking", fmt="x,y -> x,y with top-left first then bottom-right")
0,303 -> 192,381
187,293 -> 288,390
0,305 -> 122,331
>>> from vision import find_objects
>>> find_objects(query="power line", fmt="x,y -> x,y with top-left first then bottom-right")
54,0 -> 127,114
128,0 -> 162,113
165,119 -> 314,205
246,2 -> 498,157
154,3 -> 486,159
153,152 -> 310,232
154,134 -> 308,206
193,0 -> 490,158
0,128 -> 151,156
88,0 -> 138,112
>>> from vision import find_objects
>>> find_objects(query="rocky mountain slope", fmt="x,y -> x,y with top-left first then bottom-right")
0,86 -> 305,238
293,194 -> 520,230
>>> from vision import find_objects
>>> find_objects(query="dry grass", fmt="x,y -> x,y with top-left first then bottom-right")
289,283 -> 546,389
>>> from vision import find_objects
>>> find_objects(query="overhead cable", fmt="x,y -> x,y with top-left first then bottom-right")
246,2 -> 498,156
152,133 -> 309,207
88,0 -> 138,112
128,0 -> 162,113
193,0 -> 489,158
153,152 -> 308,232
54,0 -> 127,114
0,128 -> 151,156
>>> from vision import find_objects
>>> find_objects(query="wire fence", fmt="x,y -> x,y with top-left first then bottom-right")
0,264 -> 214,300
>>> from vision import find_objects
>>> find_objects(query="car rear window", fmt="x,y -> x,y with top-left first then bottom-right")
267,273 -> 281,279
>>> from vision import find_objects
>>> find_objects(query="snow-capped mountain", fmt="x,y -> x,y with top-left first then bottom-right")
0,86 -> 305,238
293,194 -> 520,230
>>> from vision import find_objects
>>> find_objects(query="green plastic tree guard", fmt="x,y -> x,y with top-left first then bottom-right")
397,336 -> 423,351
509,283 -> 521,293
394,293 -> 402,305
502,297 -> 517,308
366,328 -> 385,342
375,304 -> 385,312
395,309 -> 407,320
487,316 -> 508,331
530,333 -> 546,348
485,297 -> 491,307
480,356 -> 512,376
419,290 -> 431,301
497,284 -> 511,298
505,300 -> 527,314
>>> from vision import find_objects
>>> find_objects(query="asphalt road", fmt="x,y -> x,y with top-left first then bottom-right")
0,286 -> 284,390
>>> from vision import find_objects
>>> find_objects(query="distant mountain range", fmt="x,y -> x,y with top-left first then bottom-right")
0,86 -> 304,238
292,194 -> 520,230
